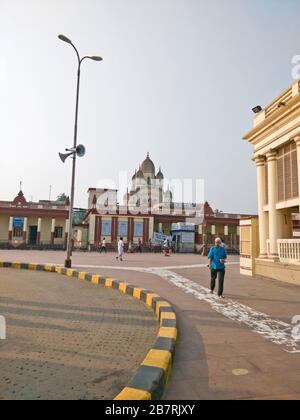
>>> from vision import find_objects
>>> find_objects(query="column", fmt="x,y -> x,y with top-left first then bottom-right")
128,218 -> 134,243
64,219 -> 69,249
149,217 -> 154,243
143,218 -> 149,243
23,217 -> 28,242
266,151 -> 279,257
8,217 -> 13,241
37,218 -> 42,245
294,136 -> 300,205
255,156 -> 268,257
211,225 -> 216,244
94,216 -> 102,246
51,218 -> 55,245
88,215 -> 95,245
202,224 -> 207,247
224,225 -> 229,245
236,225 -> 241,247
158,223 -> 163,233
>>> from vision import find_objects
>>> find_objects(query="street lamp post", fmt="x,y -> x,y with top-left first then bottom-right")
58,34 -> 102,268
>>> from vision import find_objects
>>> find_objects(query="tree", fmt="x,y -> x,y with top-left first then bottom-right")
56,193 -> 67,203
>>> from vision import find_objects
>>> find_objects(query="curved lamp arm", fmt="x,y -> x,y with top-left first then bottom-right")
58,34 -> 103,67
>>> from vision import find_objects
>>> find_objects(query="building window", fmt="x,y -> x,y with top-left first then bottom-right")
102,221 -> 112,236
277,143 -> 298,202
118,221 -> 128,236
13,227 -> 23,238
134,221 -> 144,237
54,227 -> 63,239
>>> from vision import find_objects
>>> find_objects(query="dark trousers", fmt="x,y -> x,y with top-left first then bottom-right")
100,246 -> 107,253
211,269 -> 225,296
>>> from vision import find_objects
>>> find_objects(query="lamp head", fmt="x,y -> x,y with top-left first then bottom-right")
58,34 -> 72,44
90,56 -> 103,62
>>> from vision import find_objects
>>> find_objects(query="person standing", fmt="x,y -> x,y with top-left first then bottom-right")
128,241 -> 134,254
137,239 -> 142,253
163,239 -> 170,257
208,237 -> 227,298
100,237 -> 107,253
116,237 -> 125,261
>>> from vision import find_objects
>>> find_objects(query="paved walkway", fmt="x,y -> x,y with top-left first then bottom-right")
1,251 -> 300,400
0,267 -> 158,400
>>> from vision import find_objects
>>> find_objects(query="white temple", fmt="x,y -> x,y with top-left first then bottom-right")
124,153 -> 173,212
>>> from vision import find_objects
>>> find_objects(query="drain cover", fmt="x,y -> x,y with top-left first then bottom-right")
232,369 -> 249,376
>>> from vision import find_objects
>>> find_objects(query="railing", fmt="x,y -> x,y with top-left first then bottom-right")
265,86 -> 293,118
277,239 -> 300,265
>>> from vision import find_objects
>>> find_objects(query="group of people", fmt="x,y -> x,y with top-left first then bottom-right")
99,236 -> 228,298
116,238 -> 142,261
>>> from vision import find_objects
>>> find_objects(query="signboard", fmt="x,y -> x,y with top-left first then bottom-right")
153,232 -> 172,245
13,217 -> 24,228
181,232 -> 195,244
172,223 -> 195,232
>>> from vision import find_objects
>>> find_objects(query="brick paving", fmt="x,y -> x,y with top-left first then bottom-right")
0,268 -> 158,400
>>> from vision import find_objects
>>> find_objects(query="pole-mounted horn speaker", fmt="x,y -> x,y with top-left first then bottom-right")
76,144 -> 86,158
59,151 -> 73,163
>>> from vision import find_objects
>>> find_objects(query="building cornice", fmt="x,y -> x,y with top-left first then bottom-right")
243,93 -> 300,145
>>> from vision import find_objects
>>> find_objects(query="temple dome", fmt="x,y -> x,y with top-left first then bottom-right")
136,167 -> 144,179
156,168 -> 164,180
140,153 -> 155,175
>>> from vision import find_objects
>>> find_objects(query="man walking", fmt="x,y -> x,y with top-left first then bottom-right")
116,237 -> 125,261
208,237 -> 227,298
100,237 -> 107,253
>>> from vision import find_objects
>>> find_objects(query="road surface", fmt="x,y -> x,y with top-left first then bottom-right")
1,250 -> 300,400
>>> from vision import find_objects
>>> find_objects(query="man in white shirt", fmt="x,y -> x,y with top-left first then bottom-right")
116,237 -> 125,261
100,238 -> 107,253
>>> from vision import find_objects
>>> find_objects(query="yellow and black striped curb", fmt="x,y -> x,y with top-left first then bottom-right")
0,261 -> 178,401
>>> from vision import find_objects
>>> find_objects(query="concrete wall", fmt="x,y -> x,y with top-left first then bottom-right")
0,215 -> 9,241
255,259 -> 300,287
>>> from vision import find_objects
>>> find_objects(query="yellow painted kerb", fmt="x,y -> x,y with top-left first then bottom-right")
119,283 -> 127,293
146,293 -> 160,307
160,311 -> 176,326
158,327 -> 178,340
142,349 -> 172,373
78,272 -> 87,281
133,288 -> 145,299
67,269 -> 75,277
114,387 -> 151,401
91,275 -> 100,284
105,278 -> 113,287
12,262 -> 21,269
156,301 -> 172,317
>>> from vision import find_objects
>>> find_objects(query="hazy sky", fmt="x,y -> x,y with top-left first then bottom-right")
1,0 -> 300,213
